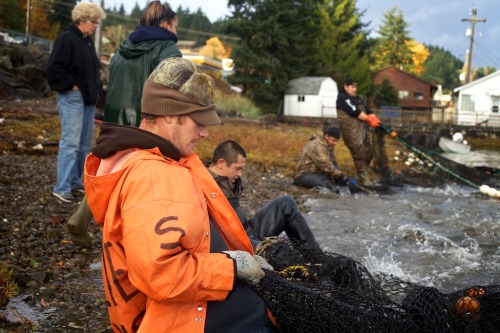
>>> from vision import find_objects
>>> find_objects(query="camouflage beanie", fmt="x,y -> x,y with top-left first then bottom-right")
141,57 -> 221,126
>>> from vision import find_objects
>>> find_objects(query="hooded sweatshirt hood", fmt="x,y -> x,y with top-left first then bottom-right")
119,25 -> 178,59
92,122 -> 181,159
85,123 -> 182,224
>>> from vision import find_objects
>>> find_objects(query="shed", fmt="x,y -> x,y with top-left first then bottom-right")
453,70 -> 500,127
284,77 -> 338,118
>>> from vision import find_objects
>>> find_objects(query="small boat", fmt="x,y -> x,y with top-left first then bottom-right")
438,137 -> 471,154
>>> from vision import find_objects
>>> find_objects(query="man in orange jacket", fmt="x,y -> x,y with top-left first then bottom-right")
84,58 -> 275,332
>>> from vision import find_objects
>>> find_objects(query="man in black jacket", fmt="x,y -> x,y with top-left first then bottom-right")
207,140 -> 319,250
336,77 -> 381,185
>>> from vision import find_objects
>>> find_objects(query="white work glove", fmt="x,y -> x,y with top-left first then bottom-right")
223,250 -> 265,285
254,255 -> 274,271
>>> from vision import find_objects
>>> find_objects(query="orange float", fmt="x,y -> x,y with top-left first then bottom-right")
467,287 -> 485,298
390,131 -> 398,138
454,296 -> 481,320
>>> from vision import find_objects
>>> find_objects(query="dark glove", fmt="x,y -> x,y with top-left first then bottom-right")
223,251 -> 265,285
365,114 -> 381,127
336,173 -> 348,185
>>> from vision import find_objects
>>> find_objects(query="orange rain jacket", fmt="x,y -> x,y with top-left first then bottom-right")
84,144 -> 254,333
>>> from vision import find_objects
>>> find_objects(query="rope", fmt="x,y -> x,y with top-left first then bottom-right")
379,125 -> 480,189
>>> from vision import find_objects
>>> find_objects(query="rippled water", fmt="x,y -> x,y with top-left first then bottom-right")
306,184 -> 500,293
441,149 -> 500,169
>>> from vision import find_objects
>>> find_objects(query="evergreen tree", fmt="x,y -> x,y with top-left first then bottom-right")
176,6 -> 213,45
130,2 -> 143,22
224,0 -> 322,113
118,4 -> 126,16
49,0 -> 77,30
372,6 -> 413,71
373,78 -> 399,107
421,45 -> 463,92
476,66 -> 497,79
315,0 -> 371,94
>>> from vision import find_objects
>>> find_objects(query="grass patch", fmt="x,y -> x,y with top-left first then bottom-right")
0,261 -> 20,307
194,121 -> 406,177
214,90 -> 261,119
468,137 -> 500,151
0,111 -> 61,149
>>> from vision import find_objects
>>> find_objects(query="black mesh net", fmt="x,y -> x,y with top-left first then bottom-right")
252,237 -> 500,333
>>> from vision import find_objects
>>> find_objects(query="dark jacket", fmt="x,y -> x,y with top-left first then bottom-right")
103,25 -> 181,126
336,90 -> 372,118
46,24 -> 102,106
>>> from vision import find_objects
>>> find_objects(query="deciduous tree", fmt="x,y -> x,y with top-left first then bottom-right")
199,37 -> 230,60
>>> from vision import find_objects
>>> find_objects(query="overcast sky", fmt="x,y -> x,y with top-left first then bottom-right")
106,0 -> 500,69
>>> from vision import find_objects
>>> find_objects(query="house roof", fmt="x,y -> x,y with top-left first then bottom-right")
286,77 -> 334,95
453,70 -> 500,93
374,66 -> 437,89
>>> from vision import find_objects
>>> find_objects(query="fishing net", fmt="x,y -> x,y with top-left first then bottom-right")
401,133 -> 499,187
252,237 -> 500,333
372,126 -> 499,188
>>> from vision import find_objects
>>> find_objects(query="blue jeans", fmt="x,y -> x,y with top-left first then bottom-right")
54,90 -> 95,193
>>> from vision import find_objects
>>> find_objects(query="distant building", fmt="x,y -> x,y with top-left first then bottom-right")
373,66 -> 437,111
283,77 -> 338,118
454,70 -> 500,127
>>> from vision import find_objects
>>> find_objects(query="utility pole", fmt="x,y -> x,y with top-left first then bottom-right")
25,0 -> 31,43
94,0 -> 105,56
461,8 -> 486,84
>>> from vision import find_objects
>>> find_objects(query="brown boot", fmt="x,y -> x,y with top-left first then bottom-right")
67,197 -> 93,249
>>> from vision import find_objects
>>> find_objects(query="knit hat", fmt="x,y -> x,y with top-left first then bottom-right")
343,77 -> 357,86
141,57 -> 221,126
324,127 -> 340,139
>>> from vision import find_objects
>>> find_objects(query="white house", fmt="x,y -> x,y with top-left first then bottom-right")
454,71 -> 500,127
283,77 -> 338,118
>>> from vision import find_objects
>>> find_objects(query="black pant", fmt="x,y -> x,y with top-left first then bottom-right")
293,172 -> 340,193
248,195 -> 316,246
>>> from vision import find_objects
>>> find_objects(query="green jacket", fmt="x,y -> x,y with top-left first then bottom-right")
104,38 -> 181,126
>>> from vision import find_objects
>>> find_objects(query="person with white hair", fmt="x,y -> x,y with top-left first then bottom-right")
46,1 -> 106,203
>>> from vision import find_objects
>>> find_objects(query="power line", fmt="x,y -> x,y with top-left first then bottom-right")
473,39 -> 500,69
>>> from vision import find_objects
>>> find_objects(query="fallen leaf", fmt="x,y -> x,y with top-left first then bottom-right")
40,298 -> 49,309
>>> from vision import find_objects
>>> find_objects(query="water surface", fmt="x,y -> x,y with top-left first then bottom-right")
306,184 -> 499,293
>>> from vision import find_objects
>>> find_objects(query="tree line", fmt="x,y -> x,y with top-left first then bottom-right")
1,0 -> 496,114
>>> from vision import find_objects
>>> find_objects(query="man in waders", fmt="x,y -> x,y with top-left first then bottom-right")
336,78 -> 381,185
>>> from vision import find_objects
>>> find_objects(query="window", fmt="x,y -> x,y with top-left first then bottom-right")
413,91 -> 424,100
491,96 -> 499,113
297,96 -> 305,102
461,94 -> 475,111
398,90 -> 409,99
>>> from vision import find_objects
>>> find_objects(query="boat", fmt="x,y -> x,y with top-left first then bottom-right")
438,137 -> 471,154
